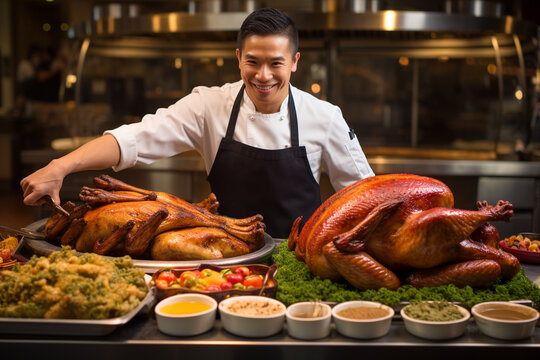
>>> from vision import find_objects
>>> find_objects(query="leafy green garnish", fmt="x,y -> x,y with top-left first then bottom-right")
273,241 -> 540,309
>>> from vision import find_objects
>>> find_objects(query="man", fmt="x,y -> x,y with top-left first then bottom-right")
21,8 -> 374,238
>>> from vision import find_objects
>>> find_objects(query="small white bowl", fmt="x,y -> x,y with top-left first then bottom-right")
155,293 -> 217,336
471,301 -> 539,340
332,301 -> 394,339
286,302 -> 332,340
401,302 -> 470,340
219,296 -> 286,337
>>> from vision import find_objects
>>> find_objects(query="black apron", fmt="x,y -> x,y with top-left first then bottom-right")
207,84 -> 321,238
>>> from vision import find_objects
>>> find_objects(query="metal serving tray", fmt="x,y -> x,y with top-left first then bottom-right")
0,276 -> 155,336
23,219 -> 276,273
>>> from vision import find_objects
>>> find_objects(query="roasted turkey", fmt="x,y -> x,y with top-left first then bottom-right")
44,175 -> 265,260
288,174 -> 520,290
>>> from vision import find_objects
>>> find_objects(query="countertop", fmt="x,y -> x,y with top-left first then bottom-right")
2,307 -> 539,360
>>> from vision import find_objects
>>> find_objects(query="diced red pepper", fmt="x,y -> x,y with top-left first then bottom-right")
220,282 -> 233,290
225,273 -> 244,285
233,266 -> 251,277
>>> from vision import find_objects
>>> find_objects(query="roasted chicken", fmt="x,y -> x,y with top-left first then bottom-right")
288,174 -> 520,290
44,175 -> 265,260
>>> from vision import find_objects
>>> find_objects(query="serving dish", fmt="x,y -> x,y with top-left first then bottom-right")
499,240 -> 540,265
332,301 -> 394,339
0,275 -> 155,336
286,301 -> 332,340
400,302 -> 470,340
471,301 -> 539,340
23,218 -> 276,272
155,293 -> 217,336
152,263 -> 277,301
219,295 -> 286,337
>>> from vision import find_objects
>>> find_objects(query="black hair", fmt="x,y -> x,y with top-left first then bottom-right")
237,8 -> 299,57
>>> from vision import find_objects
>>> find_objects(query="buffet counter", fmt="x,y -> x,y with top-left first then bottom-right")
2,305 -> 539,360
1,253 -> 538,360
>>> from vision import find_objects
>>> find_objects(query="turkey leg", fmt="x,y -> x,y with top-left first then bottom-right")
405,259 -> 502,288
45,203 -> 91,240
456,239 -> 521,278
125,208 -> 169,256
79,187 -> 157,206
93,220 -> 135,255
323,242 -> 401,290
93,175 -> 263,228
60,218 -> 87,245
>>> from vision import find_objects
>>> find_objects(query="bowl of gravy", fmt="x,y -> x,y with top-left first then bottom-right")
471,302 -> 539,340
286,301 -> 332,340
332,301 -> 394,339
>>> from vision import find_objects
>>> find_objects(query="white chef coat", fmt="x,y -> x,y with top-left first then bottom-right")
106,80 -> 374,191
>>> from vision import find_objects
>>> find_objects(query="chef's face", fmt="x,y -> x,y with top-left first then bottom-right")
236,34 -> 300,114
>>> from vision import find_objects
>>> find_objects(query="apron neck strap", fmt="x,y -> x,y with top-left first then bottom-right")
226,83 -> 299,147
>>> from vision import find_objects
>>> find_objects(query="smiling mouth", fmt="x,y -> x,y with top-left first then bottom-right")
253,84 -> 275,91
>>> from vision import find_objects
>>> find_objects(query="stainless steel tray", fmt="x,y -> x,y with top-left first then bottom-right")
0,276 -> 155,336
23,218 -> 276,273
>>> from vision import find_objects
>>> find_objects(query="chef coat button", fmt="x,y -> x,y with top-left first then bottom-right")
250,115 -> 255,121
280,116 -> 284,121
284,144 -> 289,148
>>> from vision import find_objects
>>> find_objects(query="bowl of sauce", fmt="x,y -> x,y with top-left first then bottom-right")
155,293 -> 217,336
218,296 -> 286,337
286,301 -> 332,340
400,301 -> 470,340
332,301 -> 394,339
471,302 -> 539,340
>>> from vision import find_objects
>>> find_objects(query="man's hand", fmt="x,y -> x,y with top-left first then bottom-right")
20,159 -> 67,206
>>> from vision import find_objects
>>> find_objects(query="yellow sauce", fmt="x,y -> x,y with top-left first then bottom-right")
160,301 -> 211,315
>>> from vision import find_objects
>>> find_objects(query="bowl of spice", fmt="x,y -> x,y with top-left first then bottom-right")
471,301 -> 539,340
218,295 -> 286,337
400,301 -> 470,340
286,301 -> 332,340
332,301 -> 394,339
155,293 -> 217,336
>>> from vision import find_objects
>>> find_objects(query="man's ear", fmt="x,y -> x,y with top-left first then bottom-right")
236,48 -> 241,68
291,52 -> 300,72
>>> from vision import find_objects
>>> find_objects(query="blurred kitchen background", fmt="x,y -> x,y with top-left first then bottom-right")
0,0 -> 539,237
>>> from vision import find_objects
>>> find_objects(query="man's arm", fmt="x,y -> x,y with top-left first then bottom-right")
20,134 -> 121,206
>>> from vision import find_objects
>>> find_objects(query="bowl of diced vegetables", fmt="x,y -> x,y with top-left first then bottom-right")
500,233 -> 540,264
151,263 -> 277,301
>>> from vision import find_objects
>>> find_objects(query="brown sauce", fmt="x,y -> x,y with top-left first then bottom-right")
292,310 -> 327,318
337,306 -> 389,320
477,304 -> 537,321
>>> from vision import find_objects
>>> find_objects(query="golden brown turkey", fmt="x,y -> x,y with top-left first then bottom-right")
288,174 -> 520,290
44,175 -> 265,260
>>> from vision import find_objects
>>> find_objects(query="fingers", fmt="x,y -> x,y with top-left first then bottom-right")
20,176 -> 62,206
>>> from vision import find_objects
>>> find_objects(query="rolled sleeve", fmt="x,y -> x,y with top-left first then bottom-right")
103,91 -> 205,172
104,126 -> 138,172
